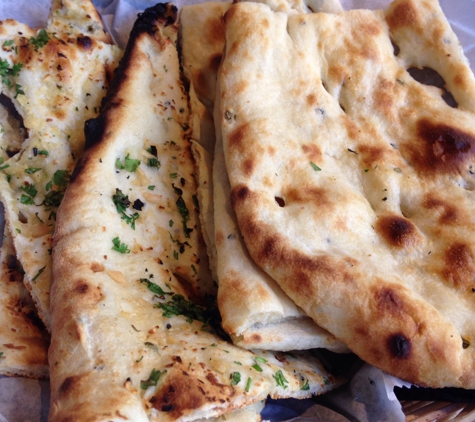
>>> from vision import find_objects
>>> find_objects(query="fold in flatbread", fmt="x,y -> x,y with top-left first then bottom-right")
49,4 -> 341,421
180,0 -> 348,352
0,0 -> 121,330
218,0 -> 475,387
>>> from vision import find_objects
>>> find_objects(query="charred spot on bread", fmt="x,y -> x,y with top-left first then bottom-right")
404,118 -> 475,175
442,242 -> 475,290
387,333 -> 411,359
375,214 -> 419,248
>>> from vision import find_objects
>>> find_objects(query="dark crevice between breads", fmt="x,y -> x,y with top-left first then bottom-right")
407,67 -> 458,108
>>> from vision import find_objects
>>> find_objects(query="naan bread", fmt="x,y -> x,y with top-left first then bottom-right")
0,225 -> 49,379
0,0 -> 121,330
180,1 -> 347,351
49,4 -> 341,421
219,0 -> 475,387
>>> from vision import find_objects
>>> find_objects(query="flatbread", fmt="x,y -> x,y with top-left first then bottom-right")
0,225 -> 49,379
0,0 -> 121,330
218,0 -> 475,388
49,4 -> 341,421
181,0 -> 347,351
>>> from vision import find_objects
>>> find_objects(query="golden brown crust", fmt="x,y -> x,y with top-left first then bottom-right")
220,0 -> 475,388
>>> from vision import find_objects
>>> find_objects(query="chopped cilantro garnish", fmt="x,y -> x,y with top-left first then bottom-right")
2,40 -> 14,47
14,83 -> 24,98
147,158 -> 160,168
112,188 -> 140,229
147,185 -> 155,190
230,372 -> 241,386
245,377 -> 252,392
20,184 -> 37,198
42,190 -> 64,208
173,185 -> 191,238
234,361 -> 242,366
25,167 -> 42,174
32,266 -> 46,281
20,194 -> 35,205
52,169 -> 70,187
155,294 -> 208,324
169,220 -> 174,227
173,250 -> 179,260
255,357 -> 267,363
169,172 -> 178,178
30,29 -> 50,51
115,153 -> 141,172
140,368 -> 166,390
273,370 -> 289,389
112,236 -> 130,254
0,164 -> 10,171
0,59 -> 22,93
38,150 -> 49,156
252,364 -> 263,372
139,278 -> 173,297
310,162 -> 321,171
300,379 -> 310,391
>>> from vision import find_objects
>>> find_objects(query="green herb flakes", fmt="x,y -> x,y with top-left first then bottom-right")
21,184 -> 37,198
234,361 -> 242,366
25,167 -> 42,174
273,370 -> 289,389
147,185 -> 155,190
115,153 -> 141,172
140,368 -> 166,390
173,185 -> 191,238
30,29 -> 50,51
155,294 -> 208,324
139,278 -> 173,297
112,236 -> 130,254
20,194 -> 35,205
310,162 -> 321,171
32,266 -> 46,282
252,364 -> 263,372
147,158 -> 160,168
112,188 -> 140,229
300,379 -> 310,391
52,170 -> 70,187
255,357 -> 267,363
245,377 -> 252,392
230,372 -> 241,386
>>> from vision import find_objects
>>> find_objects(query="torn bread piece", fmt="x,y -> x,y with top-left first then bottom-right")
0,225 -> 49,379
219,0 -> 475,387
49,5 -> 342,421
181,0 -> 348,351
0,0 -> 121,330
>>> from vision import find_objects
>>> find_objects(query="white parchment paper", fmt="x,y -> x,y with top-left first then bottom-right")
0,0 -> 474,421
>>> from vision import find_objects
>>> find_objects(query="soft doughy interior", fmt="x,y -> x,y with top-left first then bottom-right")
219,0 -> 475,388
181,0 -> 348,352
